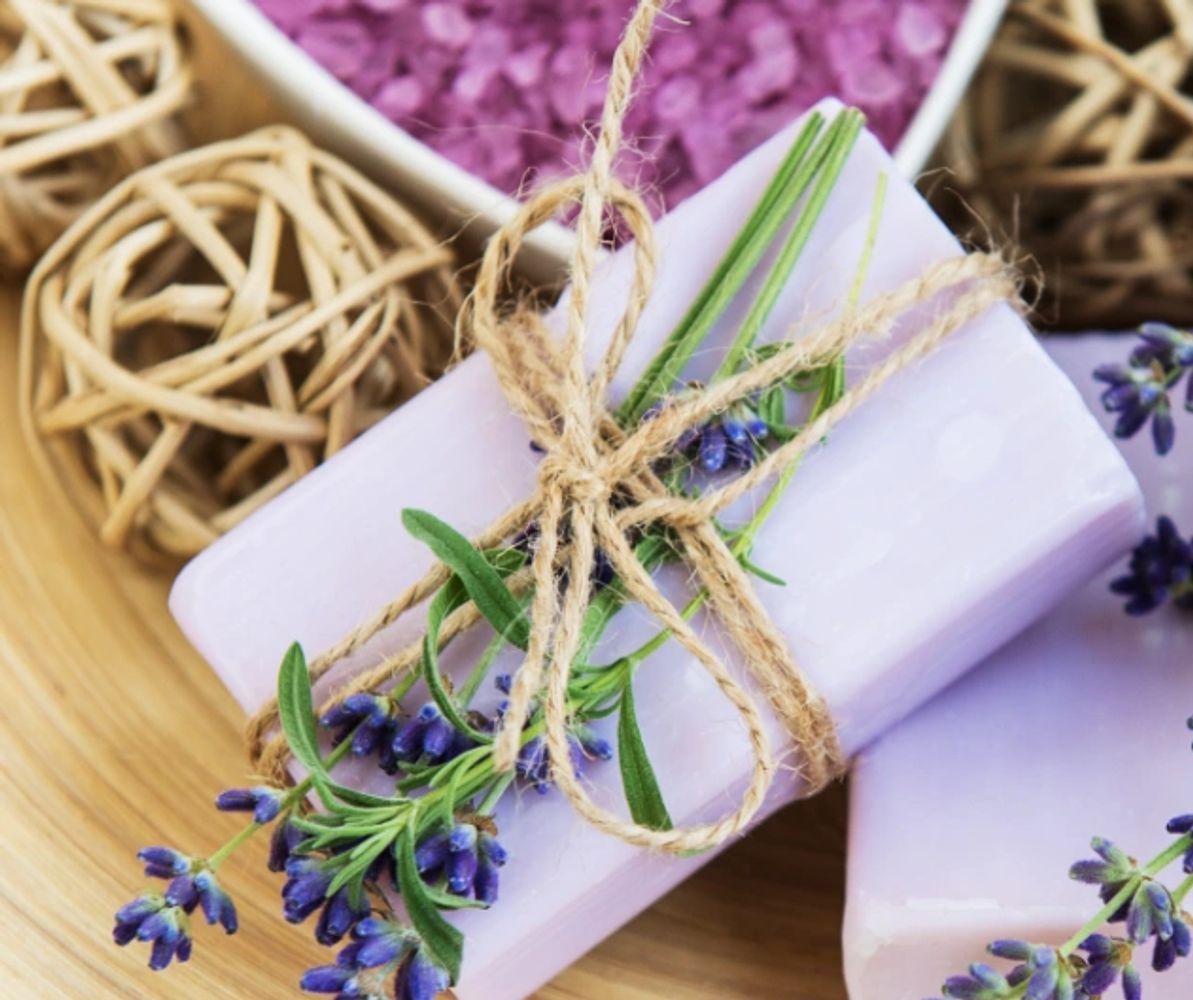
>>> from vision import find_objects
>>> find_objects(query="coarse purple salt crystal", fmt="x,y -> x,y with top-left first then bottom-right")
503,41 -> 550,89
466,23 -> 512,70
729,1 -> 774,30
686,0 -> 726,17
826,24 -> 884,77
680,119 -> 738,185
453,64 -> 498,104
652,31 -> 700,74
734,40 -> 800,103
296,18 -> 372,82
255,0 -> 328,29
359,0 -> 408,12
653,76 -> 702,125
420,3 -> 473,49
840,60 -> 906,107
372,75 -> 423,120
547,45 -> 593,124
895,3 -> 949,57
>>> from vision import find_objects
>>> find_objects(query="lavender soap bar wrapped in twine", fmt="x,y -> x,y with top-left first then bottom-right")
158,8 -> 1141,999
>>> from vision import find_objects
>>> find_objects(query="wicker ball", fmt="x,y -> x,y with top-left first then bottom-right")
0,0 -> 190,272
937,0 -> 1193,330
20,126 -> 461,560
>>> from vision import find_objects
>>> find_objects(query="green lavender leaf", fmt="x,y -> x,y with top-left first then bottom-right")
397,830 -> 464,982
616,679 -> 673,832
620,111 -> 827,422
424,884 -> 491,910
402,509 -> 529,649
758,384 -> 786,428
277,642 -> 324,775
422,575 -> 495,745
741,556 -> 787,587
311,773 -> 397,811
277,644 -> 399,811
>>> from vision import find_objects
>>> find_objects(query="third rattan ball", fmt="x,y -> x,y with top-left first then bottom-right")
0,0 -> 191,271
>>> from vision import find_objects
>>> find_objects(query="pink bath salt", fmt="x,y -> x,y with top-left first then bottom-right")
653,76 -> 703,124
253,0 -> 971,213
420,3 -> 474,49
729,1 -> 776,30
840,60 -> 906,107
372,75 -> 424,119
503,41 -> 549,88
680,118 -> 739,184
895,3 -> 949,56
652,29 -> 700,72
466,22 -> 512,70
734,39 -> 799,103
452,64 -> 497,104
255,0 -> 330,30
547,44 -> 594,123
295,17 -> 372,82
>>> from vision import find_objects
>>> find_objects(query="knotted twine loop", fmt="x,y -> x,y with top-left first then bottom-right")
246,0 -> 1021,855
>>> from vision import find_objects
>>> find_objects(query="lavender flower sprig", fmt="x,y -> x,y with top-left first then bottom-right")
111,108 -> 875,996
1111,516 -> 1193,616
1094,323 -> 1193,456
930,717 -> 1193,1000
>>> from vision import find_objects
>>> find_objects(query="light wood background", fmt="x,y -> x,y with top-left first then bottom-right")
0,4 -> 853,997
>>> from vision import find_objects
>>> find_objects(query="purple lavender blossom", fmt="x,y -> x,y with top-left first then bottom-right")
1153,917 -> 1193,972
391,703 -> 470,766
646,397 -> 771,474
414,823 -> 508,905
282,856 -> 334,924
1167,813 -> 1193,873
1110,516 -> 1193,616
1094,323 -> 1193,455
314,886 -> 370,947
136,846 -> 191,879
268,819 -> 305,873
115,844 -> 240,969
395,948 -> 450,1000
321,692 -> 397,764
351,917 -> 413,968
1079,933 -> 1133,995
193,870 -> 238,935
113,889 -> 193,971
215,786 -> 284,824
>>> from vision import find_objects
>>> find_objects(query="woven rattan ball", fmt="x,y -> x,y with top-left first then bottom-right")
20,126 -> 461,561
0,0 -> 190,272
937,0 -> 1193,329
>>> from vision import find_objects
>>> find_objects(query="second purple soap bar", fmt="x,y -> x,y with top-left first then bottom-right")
844,334 -> 1193,1000
171,107 -> 1142,998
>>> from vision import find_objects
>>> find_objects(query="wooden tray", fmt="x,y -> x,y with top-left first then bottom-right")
0,7 -> 852,996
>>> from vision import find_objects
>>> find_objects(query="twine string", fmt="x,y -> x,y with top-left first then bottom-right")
246,0 -> 1017,854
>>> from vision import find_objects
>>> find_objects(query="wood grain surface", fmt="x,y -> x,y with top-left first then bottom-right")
0,5 -> 852,997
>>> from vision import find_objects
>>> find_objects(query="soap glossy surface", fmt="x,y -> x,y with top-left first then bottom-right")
844,335 -> 1193,1000
171,109 -> 1142,999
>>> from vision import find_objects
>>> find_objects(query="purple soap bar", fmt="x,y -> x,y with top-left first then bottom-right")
171,105 -> 1141,999
843,335 -> 1193,999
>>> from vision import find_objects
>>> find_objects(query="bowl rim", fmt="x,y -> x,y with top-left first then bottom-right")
190,0 -> 1008,281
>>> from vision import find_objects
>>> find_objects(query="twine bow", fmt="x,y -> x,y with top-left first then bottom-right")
247,0 -> 1019,854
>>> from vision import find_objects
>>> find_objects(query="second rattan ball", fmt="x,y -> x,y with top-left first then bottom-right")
0,0 -> 191,272
938,0 -> 1193,329
20,126 -> 461,560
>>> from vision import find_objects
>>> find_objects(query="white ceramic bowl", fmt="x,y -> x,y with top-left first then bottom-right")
189,0 -> 1007,284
